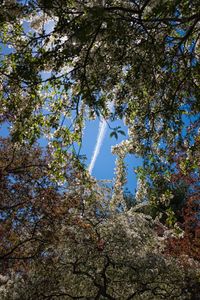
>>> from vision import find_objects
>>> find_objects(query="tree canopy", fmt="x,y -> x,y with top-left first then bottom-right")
1,1 -> 199,196
0,1 -> 200,299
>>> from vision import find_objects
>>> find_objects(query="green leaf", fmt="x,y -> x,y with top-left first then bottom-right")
117,130 -> 126,136
110,132 -> 118,140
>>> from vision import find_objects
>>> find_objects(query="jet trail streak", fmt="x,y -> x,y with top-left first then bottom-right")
88,118 -> 107,175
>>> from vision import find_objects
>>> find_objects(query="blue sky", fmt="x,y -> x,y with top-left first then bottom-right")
81,118 -> 141,193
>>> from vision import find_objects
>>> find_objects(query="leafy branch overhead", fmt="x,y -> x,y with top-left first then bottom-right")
0,0 -> 199,223
110,126 -> 126,140
0,1 -> 200,298
0,0 -> 199,210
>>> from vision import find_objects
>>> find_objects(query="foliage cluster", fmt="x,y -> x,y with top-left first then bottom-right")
0,0 -> 200,298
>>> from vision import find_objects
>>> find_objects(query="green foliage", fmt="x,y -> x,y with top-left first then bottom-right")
0,2 -> 200,297
123,188 -> 136,210
1,0 -> 198,229
166,207 -> 177,228
0,1 -> 199,158
110,126 -> 126,140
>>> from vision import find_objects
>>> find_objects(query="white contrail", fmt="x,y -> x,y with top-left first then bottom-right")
88,118 -> 107,174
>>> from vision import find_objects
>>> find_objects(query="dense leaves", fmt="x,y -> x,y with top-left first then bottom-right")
0,1 -> 200,298
0,138 -> 85,269
0,1 -> 199,188
0,139 -> 199,299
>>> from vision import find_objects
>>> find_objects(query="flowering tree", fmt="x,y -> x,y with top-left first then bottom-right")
1,204 -> 200,300
0,0 -> 199,199
164,131 -> 200,261
0,138 -> 88,272
0,138 -> 200,298
0,1 -> 200,297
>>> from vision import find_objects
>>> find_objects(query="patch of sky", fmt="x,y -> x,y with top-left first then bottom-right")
0,122 -> 10,138
81,117 -> 142,193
